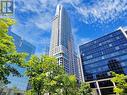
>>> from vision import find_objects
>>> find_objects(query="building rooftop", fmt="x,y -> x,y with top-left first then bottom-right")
79,27 -> 125,48
55,4 -> 63,16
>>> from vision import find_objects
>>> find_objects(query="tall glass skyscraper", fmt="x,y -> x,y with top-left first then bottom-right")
8,31 -> 35,90
8,31 -> 35,60
49,5 -> 79,79
79,28 -> 127,95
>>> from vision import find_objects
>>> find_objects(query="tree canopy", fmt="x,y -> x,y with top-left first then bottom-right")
25,55 -> 92,95
0,18 -> 27,84
78,82 -> 92,95
25,55 -> 65,95
111,72 -> 127,95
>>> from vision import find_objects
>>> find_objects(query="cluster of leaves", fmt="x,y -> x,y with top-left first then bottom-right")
0,18 -> 27,84
111,72 -> 127,95
25,55 -> 92,95
78,82 -> 92,95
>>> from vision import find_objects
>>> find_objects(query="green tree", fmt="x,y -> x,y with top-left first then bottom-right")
111,72 -> 127,95
25,55 -> 92,95
25,55 -> 61,95
78,82 -> 92,95
0,18 -> 27,84
59,74 -> 78,95
25,55 -> 79,95
67,75 -> 78,95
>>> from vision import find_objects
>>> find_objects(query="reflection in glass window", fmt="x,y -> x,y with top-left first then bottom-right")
86,55 -> 93,59
121,62 -> 126,66
115,46 -> 120,50
109,44 -> 112,47
116,36 -> 120,39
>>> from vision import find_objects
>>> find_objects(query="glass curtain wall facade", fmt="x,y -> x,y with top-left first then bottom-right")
79,28 -> 127,95
8,31 -> 35,60
8,31 -> 35,90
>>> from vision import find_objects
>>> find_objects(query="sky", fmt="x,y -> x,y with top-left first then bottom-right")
8,0 -> 127,90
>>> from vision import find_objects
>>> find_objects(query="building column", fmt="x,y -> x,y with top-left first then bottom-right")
96,81 -> 101,95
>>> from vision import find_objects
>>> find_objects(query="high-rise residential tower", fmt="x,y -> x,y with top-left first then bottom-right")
49,5 -> 79,78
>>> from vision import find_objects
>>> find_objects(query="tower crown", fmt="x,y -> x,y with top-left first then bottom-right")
55,4 -> 63,16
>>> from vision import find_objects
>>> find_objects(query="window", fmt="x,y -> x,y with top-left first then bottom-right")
123,43 -> 127,46
99,43 -> 102,46
108,59 -> 124,74
82,53 -> 85,56
125,31 -> 127,35
102,56 -> 105,59
109,44 -> 112,47
86,55 -> 93,59
121,62 -> 126,66
116,36 -> 120,39
115,46 -> 120,50
110,34 -> 113,37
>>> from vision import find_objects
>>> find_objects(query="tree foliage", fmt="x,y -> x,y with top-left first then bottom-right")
0,18 -> 27,84
78,82 -> 92,95
111,72 -> 127,95
25,55 -> 65,95
25,55 -> 92,95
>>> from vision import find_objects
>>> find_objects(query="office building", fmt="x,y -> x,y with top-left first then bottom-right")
79,27 -> 127,95
8,31 -> 35,60
49,5 -> 79,79
0,87 -> 25,95
8,31 -> 35,90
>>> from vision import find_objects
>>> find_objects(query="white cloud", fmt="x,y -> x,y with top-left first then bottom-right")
12,0 -> 127,53
75,36 -> 92,53
72,27 -> 78,34
13,0 -> 76,50
35,37 -> 50,56
72,27 -> 92,52
73,34 -> 91,54
122,26 -> 127,31
71,0 -> 127,23
14,0 -> 127,36
16,0 -> 40,13
14,0 -> 56,31
78,38 -> 91,45
34,13 -> 52,31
